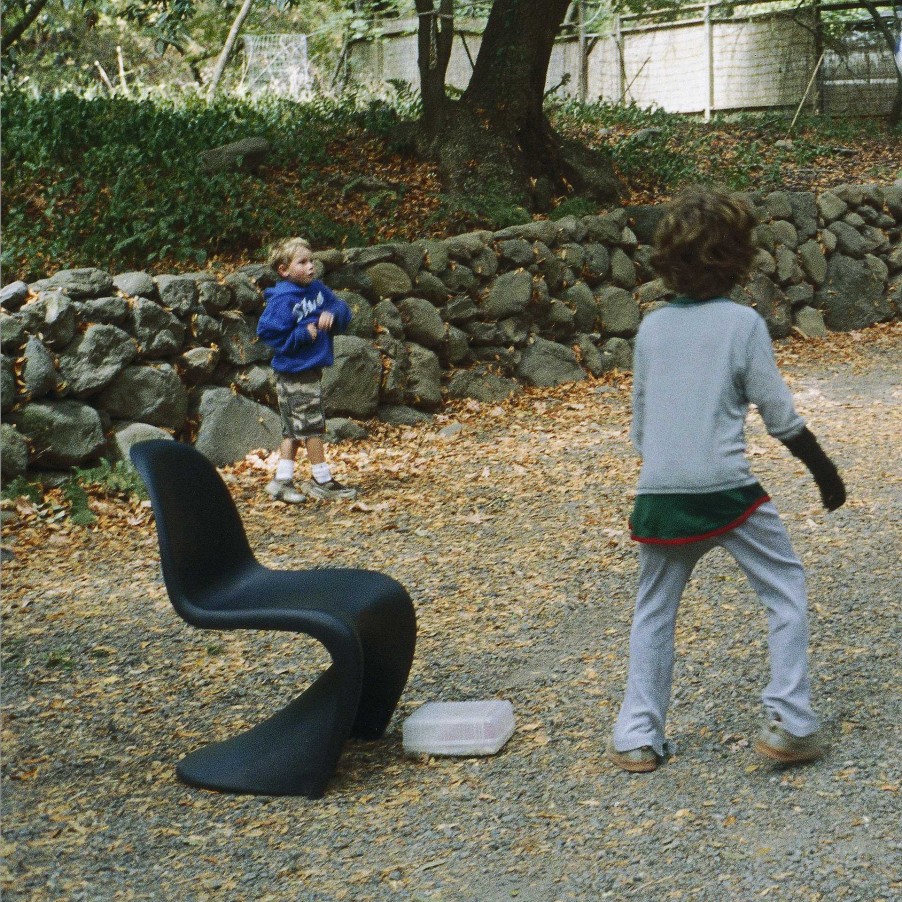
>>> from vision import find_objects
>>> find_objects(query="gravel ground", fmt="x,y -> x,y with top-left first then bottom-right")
2,325 -> 900,901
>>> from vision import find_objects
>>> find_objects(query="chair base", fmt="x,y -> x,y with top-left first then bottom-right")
176,666 -> 355,798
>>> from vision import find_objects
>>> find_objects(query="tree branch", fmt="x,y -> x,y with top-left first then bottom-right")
1,0 -> 51,53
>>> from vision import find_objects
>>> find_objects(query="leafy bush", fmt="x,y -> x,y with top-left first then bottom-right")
73,459 -> 148,500
1,91 -> 382,279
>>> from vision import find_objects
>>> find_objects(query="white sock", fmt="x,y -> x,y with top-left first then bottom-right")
275,459 -> 294,482
311,462 -> 332,484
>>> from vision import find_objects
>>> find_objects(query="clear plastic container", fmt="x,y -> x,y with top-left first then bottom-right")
402,700 -> 515,756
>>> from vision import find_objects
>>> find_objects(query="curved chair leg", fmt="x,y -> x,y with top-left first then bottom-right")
176,665 -> 361,798
351,593 -> 417,740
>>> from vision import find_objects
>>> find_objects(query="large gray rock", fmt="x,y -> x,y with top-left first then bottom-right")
609,247 -> 637,289
221,364 -> 276,404
22,337 -> 59,400
97,364 -> 188,430
404,342 -> 442,410
9,399 -> 105,469
413,271 -> 451,305
194,387 -> 282,466
563,282 -> 599,332
113,271 -> 156,298
1,423 -> 29,478
397,297 -> 446,348
219,316 -> 270,366
179,346 -> 220,384
130,297 -> 186,358
78,296 -> 130,325
497,239 -> 534,268
581,243 -> 611,284
828,221 -> 868,258
741,273 -> 791,338
597,286 -> 640,337
197,280 -> 234,314
516,337 -> 585,386
199,136 -> 271,173
109,422 -> 173,462
438,263 -> 477,295
482,270 -> 533,320
31,268 -> 113,299
786,192 -> 818,240
445,366 -> 521,402
442,325 -> 470,366
816,254 -> 892,331
373,299 -> 405,339
338,291 -> 375,339
57,324 -> 137,398
599,337 -> 633,371
322,335 -> 381,418
35,292 -> 77,349
1,355 -> 16,413
366,262 -> 412,299
0,312 -> 27,353
0,281 -> 29,311
625,205 -> 666,244
817,191 -> 847,224
793,306 -> 829,338
224,272 -> 264,314
772,220 -> 799,250
154,275 -> 199,316
798,240 -> 827,286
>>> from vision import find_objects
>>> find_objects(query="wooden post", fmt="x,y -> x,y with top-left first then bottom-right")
614,13 -> 624,105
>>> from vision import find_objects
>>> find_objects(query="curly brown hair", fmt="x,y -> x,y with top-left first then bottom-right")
651,186 -> 757,300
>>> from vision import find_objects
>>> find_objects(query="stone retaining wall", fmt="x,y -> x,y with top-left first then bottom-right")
2,184 -> 900,477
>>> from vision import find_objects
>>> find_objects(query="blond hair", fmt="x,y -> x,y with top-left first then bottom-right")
651,187 -> 757,300
268,236 -> 312,271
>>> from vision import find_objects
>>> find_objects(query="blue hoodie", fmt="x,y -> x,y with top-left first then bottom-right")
256,279 -> 352,373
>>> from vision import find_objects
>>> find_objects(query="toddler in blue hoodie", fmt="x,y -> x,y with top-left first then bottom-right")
256,237 -> 356,502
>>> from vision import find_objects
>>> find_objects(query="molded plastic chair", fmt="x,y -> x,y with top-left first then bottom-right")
130,439 -> 416,798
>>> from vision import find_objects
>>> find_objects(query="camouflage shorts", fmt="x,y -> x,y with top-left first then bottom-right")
275,369 -> 325,439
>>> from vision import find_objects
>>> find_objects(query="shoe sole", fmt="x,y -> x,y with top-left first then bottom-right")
303,484 -> 356,501
754,739 -> 822,764
265,485 -> 306,504
605,751 -> 659,773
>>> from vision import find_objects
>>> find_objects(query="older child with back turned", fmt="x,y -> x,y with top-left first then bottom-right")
257,237 -> 356,503
607,187 -> 845,773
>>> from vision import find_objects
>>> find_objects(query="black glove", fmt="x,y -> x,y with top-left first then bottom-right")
781,427 -> 846,511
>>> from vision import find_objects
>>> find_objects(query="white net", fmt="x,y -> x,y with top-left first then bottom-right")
243,34 -> 313,98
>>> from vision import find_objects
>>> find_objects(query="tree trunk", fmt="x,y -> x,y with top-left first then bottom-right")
415,0 -> 454,134
425,0 -> 620,212
207,0 -> 256,101
860,1 -> 902,127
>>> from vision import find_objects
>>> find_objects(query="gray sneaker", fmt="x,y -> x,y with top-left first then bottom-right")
303,478 -> 357,501
755,720 -> 825,764
265,479 -> 306,504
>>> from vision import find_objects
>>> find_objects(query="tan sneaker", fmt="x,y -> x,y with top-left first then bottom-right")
605,737 -> 659,773
265,479 -> 306,504
755,720 -> 825,764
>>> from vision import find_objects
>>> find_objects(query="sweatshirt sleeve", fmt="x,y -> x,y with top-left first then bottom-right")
629,327 -> 646,454
257,297 -> 314,354
743,316 -> 805,440
323,286 -> 352,333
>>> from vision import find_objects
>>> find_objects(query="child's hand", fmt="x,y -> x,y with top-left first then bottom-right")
307,323 -> 318,340
317,310 -> 334,331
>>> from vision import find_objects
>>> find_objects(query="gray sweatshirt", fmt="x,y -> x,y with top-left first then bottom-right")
631,299 -> 805,494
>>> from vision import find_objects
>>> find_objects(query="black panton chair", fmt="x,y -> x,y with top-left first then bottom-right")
130,439 -> 416,798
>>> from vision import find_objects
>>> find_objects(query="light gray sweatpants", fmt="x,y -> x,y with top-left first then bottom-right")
613,502 -> 819,756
